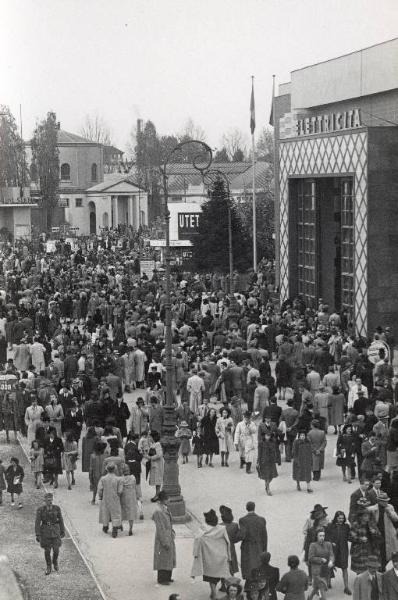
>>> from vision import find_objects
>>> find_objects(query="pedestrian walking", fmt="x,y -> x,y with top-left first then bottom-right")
175,420 -> 192,464
307,528 -> 334,600
216,408 -> 235,467
275,555 -> 308,600
35,492 -> 65,575
63,431 -> 78,490
257,430 -> 278,495
120,464 -> 138,536
353,555 -> 383,600
191,508 -> 231,599
292,431 -> 313,493
98,462 -> 123,538
325,511 -> 352,595
307,419 -> 327,481
239,501 -> 268,591
149,430 -> 164,502
29,439 -> 44,489
0,459 -> 6,505
192,423 -> 205,468
152,490 -> 176,586
5,457 -> 24,508
234,412 -> 257,473
89,440 -> 107,505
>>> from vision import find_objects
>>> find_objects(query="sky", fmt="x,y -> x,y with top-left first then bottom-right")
1,0 -> 397,154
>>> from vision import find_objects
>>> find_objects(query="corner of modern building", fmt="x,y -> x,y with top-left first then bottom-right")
274,36 -> 398,339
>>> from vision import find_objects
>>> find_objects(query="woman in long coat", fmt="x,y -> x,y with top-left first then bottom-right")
257,431 -> 278,495
98,463 -> 123,537
14,340 -> 31,372
307,528 -> 334,600
43,431 -> 64,488
307,420 -> 327,482
219,505 -> 241,577
152,491 -> 176,585
191,509 -> 231,600
25,399 -> 44,447
325,511 -> 351,595
202,408 -> 220,467
216,408 -> 235,467
120,464 -> 138,535
89,440 -> 107,504
292,431 -> 313,492
328,386 -> 345,433
44,395 -> 64,438
82,425 -> 103,472
335,424 -> 357,483
149,431 -> 164,501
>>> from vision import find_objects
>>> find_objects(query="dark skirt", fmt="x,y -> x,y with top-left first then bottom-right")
203,575 -> 220,584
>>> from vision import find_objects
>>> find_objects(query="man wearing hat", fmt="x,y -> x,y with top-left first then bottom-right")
130,397 -> 149,435
375,491 -> 398,571
35,492 -> 65,575
349,479 -> 377,524
383,550 -> 398,599
353,555 -> 383,599
152,490 -> 176,585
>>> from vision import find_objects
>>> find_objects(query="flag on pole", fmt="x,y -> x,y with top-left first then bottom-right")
250,77 -> 256,134
269,75 -> 275,126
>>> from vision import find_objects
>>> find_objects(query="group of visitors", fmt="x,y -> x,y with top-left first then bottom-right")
0,227 -> 397,599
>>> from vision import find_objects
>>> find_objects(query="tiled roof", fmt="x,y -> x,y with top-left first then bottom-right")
57,130 -> 100,145
229,161 -> 271,191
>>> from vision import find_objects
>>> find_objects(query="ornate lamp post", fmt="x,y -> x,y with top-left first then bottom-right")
159,140 -> 213,522
203,169 -> 233,295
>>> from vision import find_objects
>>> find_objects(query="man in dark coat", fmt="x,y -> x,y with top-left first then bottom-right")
238,501 -> 268,585
35,492 -> 65,575
383,551 -> 398,599
348,479 -> 377,523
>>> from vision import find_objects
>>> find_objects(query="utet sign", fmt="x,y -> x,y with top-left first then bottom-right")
178,212 -> 201,240
367,340 -> 390,365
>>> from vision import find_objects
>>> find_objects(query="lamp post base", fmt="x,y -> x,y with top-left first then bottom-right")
161,406 -> 187,523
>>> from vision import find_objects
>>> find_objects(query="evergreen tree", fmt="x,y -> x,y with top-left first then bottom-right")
213,147 -> 230,163
0,105 -> 26,190
192,178 -> 251,272
31,111 -> 59,230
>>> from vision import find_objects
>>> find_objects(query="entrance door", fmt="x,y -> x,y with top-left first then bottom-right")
88,201 -> 96,234
297,180 -> 318,307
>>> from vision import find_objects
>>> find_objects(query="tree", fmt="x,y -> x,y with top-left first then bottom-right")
80,114 -> 112,145
0,105 -> 26,190
232,148 -> 245,162
192,177 -> 251,273
31,111 -> 59,230
256,127 -> 274,164
222,128 -> 247,161
178,118 -> 206,143
213,147 -> 230,163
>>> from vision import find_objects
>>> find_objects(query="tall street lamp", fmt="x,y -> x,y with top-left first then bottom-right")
203,169 -> 234,295
159,140 -> 213,522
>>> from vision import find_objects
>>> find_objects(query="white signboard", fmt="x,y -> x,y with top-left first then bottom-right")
140,259 -> 155,280
45,240 -> 57,253
367,340 -> 390,365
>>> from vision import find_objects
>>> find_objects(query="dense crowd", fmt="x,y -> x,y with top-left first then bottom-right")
0,226 -> 397,599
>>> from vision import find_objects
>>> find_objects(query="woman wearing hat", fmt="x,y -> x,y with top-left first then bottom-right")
303,505 -> 329,582
219,505 -> 241,581
175,420 -> 192,464
191,508 -> 231,599
349,502 -> 382,574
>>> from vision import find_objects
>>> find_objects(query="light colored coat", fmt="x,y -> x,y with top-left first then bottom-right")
353,570 -> 384,600
375,503 -> 398,562
98,472 -> 123,527
191,525 -> 231,578
234,420 -> 257,462
120,474 -> 138,521
30,341 -> 46,372
152,504 -> 176,571
14,343 -> 31,371
216,416 -> 235,453
307,427 -> 327,471
149,441 -> 164,486
25,404 -> 44,446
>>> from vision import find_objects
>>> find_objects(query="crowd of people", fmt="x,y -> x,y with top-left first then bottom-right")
0,227 -> 397,598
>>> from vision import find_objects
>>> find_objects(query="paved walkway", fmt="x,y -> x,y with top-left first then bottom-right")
18,389 -> 361,600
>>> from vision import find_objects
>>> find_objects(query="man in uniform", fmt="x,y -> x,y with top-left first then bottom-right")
35,492 -> 65,574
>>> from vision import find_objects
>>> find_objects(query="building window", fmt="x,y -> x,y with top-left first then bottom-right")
91,163 -> 98,182
60,163 -> 71,181
75,198 -> 83,208
58,198 -> 69,208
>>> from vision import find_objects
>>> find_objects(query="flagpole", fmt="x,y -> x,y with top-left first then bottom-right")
270,74 -> 279,290
251,75 -> 257,272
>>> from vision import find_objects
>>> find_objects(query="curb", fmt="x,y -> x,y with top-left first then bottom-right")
17,434 -> 108,600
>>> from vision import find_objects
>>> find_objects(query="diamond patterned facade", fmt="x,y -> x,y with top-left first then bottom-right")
279,131 -> 368,337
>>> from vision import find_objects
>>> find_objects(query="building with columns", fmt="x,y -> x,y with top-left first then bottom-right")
27,127 -> 147,235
